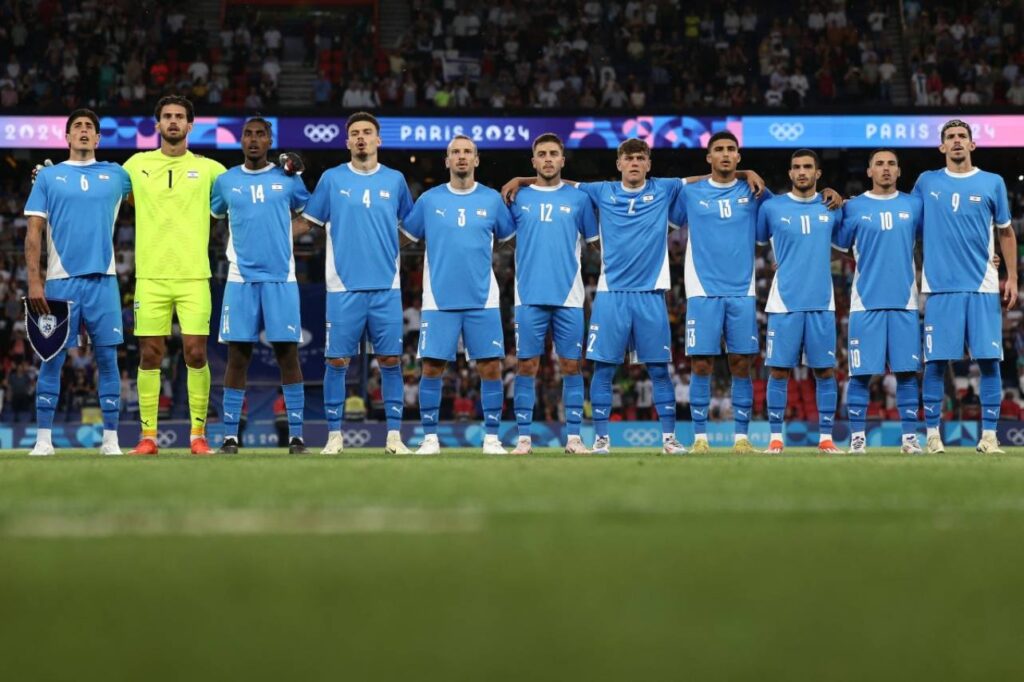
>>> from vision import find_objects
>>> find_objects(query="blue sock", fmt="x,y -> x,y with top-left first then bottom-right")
380,363 -> 404,431
222,387 -> 245,439
36,351 -> 65,429
922,361 -> 946,429
896,374 -> 919,437
690,373 -> 711,435
847,375 -> 870,434
648,363 -> 676,436
282,382 -> 304,440
590,362 -> 616,438
513,375 -> 535,438
323,362 -> 347,432
816,375 -> 837,437
732,376 -> 753,436
481,379 -> 503,436
978,359 -> 1001,431
419,375 -> 442,435
96,345 -> 121,431
767,375 -> 788,434
563,373 -> 584,437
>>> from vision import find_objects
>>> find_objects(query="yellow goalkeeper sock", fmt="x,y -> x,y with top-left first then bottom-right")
187,364 -> 211,439
137,367 -> 161,440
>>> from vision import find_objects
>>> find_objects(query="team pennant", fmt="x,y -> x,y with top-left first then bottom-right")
24,298 -> 72,361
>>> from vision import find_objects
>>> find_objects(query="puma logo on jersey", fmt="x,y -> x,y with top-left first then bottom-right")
930,191 -> 940,199
287,325 -> 296,333
55,176 -> 67,183
232,186 -> 243,194
520,205 -> 530,212
861,215 -> 872,221
339,189 -> 351,197
39,396 -> 53,404
141,170 -> 150,177
849,409 -> 862,416
780,216 -> 791,224
435,208 -> 446,217
492,340 -> 503,348
699,200 -> 711,209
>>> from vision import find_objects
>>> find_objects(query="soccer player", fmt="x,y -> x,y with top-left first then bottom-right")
756,149 -> 844,454
300,112 -> 415,455
402,135 -> 515,455
677,131 -> 771,454
23,109 -> 130,456
507,133 -> 597,455
835,149 -> 925,454
210,117 -> 310,454
123,96 -> 226,455
913,119 -> 1017,453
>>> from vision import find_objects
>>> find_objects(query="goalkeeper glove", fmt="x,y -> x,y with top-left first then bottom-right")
279,152 -> 304,176
32,158 -> 53,184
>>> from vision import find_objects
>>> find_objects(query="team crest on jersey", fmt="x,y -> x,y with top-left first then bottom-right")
271,183 -> 284,191
99,174 -> 110,180
849,338 -> 859,346
379,190 -> 391,199
559,205 -> 571,213
642,195 -> 654,202
476,209 -> 487,217
187,170 -> 199,179
969,195 -> 982,202
738,197 -> 750,204
898,212 -> 910,219
818,214 -> 830,222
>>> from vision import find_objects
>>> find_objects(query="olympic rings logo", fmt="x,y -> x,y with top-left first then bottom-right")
1004,428 -> 1024,445
343,429 -> 372,447
622,428 -> 660,447
768,123 -> 805,141
156,431 -> 178,448
304,124 -> 341,143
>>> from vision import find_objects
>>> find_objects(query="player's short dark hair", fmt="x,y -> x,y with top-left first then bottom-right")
868,148 -> 898,164
244,116 -> 273,136
941,118 -> 972,141
790,148 -> 820,169
65,108 -> 99,134
154,95 -> 195,122
346,111 -> 380,134
707,131 -> 739,151
617,138 -> 650,158
532,133 -> 564,153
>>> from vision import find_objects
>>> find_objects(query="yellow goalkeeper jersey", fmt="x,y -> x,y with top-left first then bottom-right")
124,149 -> 226,279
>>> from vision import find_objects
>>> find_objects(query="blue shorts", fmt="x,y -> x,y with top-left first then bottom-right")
219,281 -> 301,344
766,311 -> 836,369
848,309 -> 921,375
326,289 -> 403,358
418,308 -> 504,362
515,305 -> 584,360
685,295 -> 759,356
587,291 -> 671,364
923,292 -> 1002,362
45,275 -> 123,348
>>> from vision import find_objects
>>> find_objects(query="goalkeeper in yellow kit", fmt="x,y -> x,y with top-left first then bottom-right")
124,96 -> 226,455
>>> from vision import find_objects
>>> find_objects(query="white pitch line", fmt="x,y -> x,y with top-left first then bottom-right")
0,508 -> 484,538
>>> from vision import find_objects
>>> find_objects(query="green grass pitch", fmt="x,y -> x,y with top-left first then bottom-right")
2,447 -> 1023,681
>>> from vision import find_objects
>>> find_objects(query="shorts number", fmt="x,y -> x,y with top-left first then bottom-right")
515,331 -> 519,352
851,349 -> 860,369
686,328 -> 696,347
925,334 -> 932,354
222,306 -> 230,336
587,331 -> 597,353
766,339 -> 773,358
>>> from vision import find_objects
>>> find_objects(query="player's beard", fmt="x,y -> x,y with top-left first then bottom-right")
452,168 -> 471,180
160,129 -> 186,145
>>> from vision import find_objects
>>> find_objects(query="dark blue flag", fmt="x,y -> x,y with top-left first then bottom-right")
24,298 -> 72,362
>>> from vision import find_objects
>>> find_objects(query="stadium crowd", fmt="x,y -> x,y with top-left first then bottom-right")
2,0 -> 1021,112
2,157 -> 1024,424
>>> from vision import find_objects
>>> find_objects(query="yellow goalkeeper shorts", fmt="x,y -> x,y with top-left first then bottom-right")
133,278 -> 212,337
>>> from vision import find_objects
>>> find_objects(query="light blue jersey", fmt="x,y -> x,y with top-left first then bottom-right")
211,164 -> 310,282
835,191 -> 922,311
756,192 -> 843,312
677,179 -> 772,297
511,183 -> 598,307
912,168 -> 1011,294
302,162 -> 414,292
577,178 -> 684,291
403,182 -> 515,310
24,160 -> 131,279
